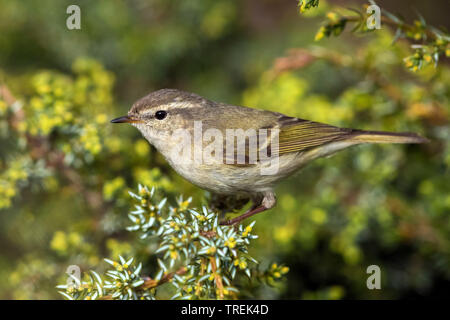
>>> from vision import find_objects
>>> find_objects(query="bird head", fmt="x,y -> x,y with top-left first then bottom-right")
111,88 -> 212,146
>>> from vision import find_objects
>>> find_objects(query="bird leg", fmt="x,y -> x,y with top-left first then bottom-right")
219,191 -> 276,226
219,205 -> 268,226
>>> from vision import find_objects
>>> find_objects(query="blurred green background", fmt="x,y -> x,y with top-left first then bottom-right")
0,0 -> 449,299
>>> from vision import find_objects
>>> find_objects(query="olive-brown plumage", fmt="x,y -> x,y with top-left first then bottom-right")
112,89 -> 428,225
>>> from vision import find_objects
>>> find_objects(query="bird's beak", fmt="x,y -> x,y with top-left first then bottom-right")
110,115 -> 143,124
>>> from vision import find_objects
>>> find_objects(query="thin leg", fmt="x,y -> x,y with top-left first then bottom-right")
219,191 -> 276,226
219,205 -> 268,226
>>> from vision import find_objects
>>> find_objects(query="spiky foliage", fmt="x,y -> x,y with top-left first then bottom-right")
57,185 -> 288,300
298,0 -> 450,72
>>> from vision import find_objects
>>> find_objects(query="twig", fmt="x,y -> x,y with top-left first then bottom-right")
141,266 -> 187,289
209,257 -> 224,299
99,266 -> 187,300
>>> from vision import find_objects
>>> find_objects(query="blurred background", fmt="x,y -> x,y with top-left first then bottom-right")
0,0 -> 449,299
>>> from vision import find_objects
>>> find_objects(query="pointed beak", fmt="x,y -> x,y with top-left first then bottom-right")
110,115 -> 142,124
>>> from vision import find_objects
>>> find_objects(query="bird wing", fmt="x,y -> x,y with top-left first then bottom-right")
220,111 -> 353,165
201,104 -> 424,166
276,115 -> 353,155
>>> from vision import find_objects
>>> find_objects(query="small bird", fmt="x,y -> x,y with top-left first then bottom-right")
111,89 -> 428,225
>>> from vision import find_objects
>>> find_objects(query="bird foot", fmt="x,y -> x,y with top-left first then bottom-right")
219,205 -> 267,226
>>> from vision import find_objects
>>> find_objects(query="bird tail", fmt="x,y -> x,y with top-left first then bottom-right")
348,130 -> 429,144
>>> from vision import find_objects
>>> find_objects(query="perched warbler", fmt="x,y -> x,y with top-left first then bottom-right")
112,89 -> 428,225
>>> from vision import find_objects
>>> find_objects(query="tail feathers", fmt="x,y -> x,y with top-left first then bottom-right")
349,130 -> 429,144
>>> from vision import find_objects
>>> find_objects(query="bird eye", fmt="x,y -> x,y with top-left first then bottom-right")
155,110 -> 167,120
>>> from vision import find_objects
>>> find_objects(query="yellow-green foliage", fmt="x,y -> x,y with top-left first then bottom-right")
57,185 -> 287,300
0,0 -> 449,300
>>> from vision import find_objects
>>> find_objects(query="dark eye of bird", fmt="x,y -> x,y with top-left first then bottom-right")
155,110 -> 167,120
